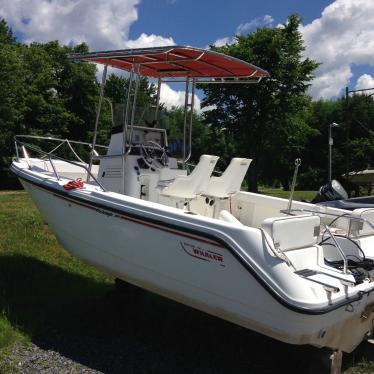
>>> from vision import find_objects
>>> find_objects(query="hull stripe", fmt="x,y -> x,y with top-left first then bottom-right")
53,192 -> 222,247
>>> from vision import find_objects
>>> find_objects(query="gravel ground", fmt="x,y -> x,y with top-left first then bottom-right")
2,343 -> 103,374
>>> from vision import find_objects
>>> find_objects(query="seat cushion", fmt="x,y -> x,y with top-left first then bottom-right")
262,215 -> 320,251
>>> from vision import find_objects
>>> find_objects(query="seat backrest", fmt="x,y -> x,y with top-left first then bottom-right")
205,158 -> 252,198
262,215 -> 320,251
162,154 -> 219,199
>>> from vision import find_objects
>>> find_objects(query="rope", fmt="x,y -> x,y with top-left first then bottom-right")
63,178 -> 84,190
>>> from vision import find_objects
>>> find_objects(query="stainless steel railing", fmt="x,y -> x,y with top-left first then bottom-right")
14,135 -> 107,191
282,208 -> 374,274
283,208 -> 374,235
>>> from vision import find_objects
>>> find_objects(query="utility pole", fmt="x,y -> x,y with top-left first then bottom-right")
328,122 -> 339,182
345,87 -> 349,175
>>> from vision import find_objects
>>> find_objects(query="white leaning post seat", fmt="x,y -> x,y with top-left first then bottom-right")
205,158 -> 252,198
161,154 -> 219,205
262,214 -> 320,252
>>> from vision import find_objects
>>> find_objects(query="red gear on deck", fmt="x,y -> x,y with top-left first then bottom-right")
63,178 -> 84,190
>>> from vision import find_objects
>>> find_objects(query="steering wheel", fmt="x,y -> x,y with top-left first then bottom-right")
140,141 -> 168,169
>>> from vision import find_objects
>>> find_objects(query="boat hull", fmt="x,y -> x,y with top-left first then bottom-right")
11,164 -> 374,354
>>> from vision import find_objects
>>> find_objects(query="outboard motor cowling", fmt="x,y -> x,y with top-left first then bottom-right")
311,179 -> 348,203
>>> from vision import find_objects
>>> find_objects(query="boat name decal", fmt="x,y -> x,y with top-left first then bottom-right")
181,242 -> 225,267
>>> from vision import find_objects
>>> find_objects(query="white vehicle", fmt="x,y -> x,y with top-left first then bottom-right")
10,46 -> 374,373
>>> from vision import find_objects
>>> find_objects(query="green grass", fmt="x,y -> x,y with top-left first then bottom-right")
0,314 -> 26,349
345,361 -> 374,374
0,316 -> 26,373
0,191 -> 113,368
259,187 -> 318,201
0,190 -> 374,373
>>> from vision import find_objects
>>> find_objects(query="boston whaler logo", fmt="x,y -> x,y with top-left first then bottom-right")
181,242 -> 225,267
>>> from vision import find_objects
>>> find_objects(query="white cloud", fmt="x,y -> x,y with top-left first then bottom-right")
1,0 -> 184,108
300,0 -> 374,99
309,65 -> 352,99
160,83 -> 201,113
201,104 -> 217,113
236,15 -> 274,35
211,15 -> 273,48
355,74 -> 374,94
0,0 -> 174,50
208,2 -> 374,100
212,37 -> 232,48
124,33 -> 174,49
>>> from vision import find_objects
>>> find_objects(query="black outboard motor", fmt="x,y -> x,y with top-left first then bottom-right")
312,179 -> 374,210
311,180 -> 348,203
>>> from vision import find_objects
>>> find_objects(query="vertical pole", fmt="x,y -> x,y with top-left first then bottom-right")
328,124 -> 332,182
123,68 -> 134,146
48,155 -> 60,181
130,64 -> 140,131
345,86 -> 350,175
182,78 -> 190,169
122,64 -> 140,195
185,77 -> 195,163
122,68 -> 134,194
154,77 -> 162,124
15,140 -> 19,161
88,64 -> 108,182
287,158 -> 301,213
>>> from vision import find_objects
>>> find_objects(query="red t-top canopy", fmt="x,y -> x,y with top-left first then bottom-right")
69,46 -> 269,80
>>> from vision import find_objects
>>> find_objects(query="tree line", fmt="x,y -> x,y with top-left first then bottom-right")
1,16 -> 374,192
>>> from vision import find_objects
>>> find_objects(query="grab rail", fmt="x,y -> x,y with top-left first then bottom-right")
261,216 -> 348,274
14,137 -> 106,192
282,208 -> 374,235
323,224 -> 349,274
15,135 -> 108,151
281,208 -> 374,274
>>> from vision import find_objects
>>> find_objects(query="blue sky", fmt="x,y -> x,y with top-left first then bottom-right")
130,0 -> 332,46
1,0 -> 374,108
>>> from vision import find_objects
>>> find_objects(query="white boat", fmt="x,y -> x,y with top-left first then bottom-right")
10,46 -> 374,371
344,168 -> 374,185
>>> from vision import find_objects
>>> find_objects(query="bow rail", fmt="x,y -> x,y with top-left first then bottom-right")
14,135 -> 107,191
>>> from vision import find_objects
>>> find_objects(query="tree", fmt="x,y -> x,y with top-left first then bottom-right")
345,94 -> 374,172
299,94 -> 374,190
105,74 -> 156,130
0,20 -> 102,187
0,19 -> 15,46
202,14 -> 319,191
297,99 -> 344,189
0,21 -> 27,187
165,107 -> 214,164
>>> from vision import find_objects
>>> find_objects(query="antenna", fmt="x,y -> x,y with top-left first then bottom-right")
287,158 -> 301,213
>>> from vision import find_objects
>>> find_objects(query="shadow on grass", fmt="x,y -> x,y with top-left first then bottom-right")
0,254 -> 373,374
